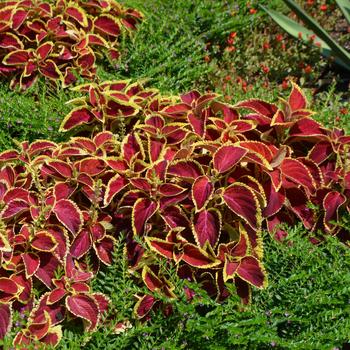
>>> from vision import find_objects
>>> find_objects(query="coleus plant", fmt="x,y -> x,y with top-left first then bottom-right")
0,0 -> 143,90
0,80 -> 349,347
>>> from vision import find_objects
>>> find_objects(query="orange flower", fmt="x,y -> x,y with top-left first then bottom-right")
229,32 -> 237,38
204,55 -> 210,62
320,4 -> 327,11
276,34 -> 283,42
281,80 -> 289,90
261,65 -> 270,74
249,8 -> 257,14
263,42 -> 270,50
225,75 -> 231,81
304,65 -> 312,74
339,108 -> 348,115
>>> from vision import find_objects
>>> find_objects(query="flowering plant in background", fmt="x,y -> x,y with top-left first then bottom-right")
0,0 -> 143,90
0,80 -> 349,347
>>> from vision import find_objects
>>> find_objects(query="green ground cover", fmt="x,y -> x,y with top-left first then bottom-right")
0,0 -> 349,349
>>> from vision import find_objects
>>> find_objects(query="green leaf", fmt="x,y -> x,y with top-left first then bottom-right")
282,0 -> 350,70
260,4 -> 350,71
336,0 -> 350,25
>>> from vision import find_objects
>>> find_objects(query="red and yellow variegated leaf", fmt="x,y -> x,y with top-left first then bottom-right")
0,149 -> 19,162
289,82 -> 307,111
187,112 -> 206,138
21,252 -> 40,279
45,160 -> 73,178
323,191 -> 346,232
70,229 -> 91,259
70,282 -> 90,294
28,140 -> 57,157
94,235 -> 116,265
223,183 -> 261,230
223,260 -> 239,282
77,157 -> 106,176
234,99 -> 277,118
0,32 -> 23,49
66,295 -> 99,332
213,145 -> 247,173
40,325 -> 62,347
1,199 -> 29,219
35,253 -> 60,289
3,49 -> 30,65
262,182 -> 285,218
94,15 -> 120,36
59,107 -> 95,132
0,278 -> 21,302
134,294 -> 157,319
146,237 -> 174,260
158,183 -> 186,197
66,5 -> 88,27
193,209 -> 221,248
142,266 -> 163,291
281,158 -> 315,194
191,175 -> 213,211
92,293 -> 110,314
182,243 -> 220,268
308,142 -> 333,164
48,288 -> 66,305
236,256 -> 266,288
122,133 -> 144,164
36,42 -> 54,61
104,174 -> 128,206
53,199 -> 83,235
168,160 -> 203,179
53,182 -> 75,201
0,303 -> 12,340
38,60 -> 62,80
132,198 -> 158,235
31,232 -> 58,252
3,188 -> 29,203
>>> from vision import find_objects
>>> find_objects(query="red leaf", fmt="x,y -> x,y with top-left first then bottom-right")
53,199 -> 83,235
234,99 -> 277,118
0,303 -> 12,340
237,256 -> 266,288
3,50 -> 29,65
223,183 -> 261,230
262,183 -> 285,217
59,107 -> 95,132
39,60 -> 62,80
0,278 -> 19,302
31,232 -> 57,252
77,158 -> 106,176
191,175 -> 213,211
281,158 -> 315,194
323,191 -> 346,232
94,15 -> 120,36
66,6 -> 88,27
182,243 -> 220,268
104,174 -> 128,206
66,295 -> 99,331
132,198 -> 158,235
94,235 -> 115,265
213,145 -> 247,173
168,160 -> 203,179
1,199 -> 29,219
36,42 -> 54,61
193,209 -> 221,248
289,82 -> 307,111
70,229 -> 91,259
21,252 -> 40,278
146,237 -> 174,259
134,294 -> 157,319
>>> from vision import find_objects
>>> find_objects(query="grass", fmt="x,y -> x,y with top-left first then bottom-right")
0,0 -> 349,349
51,228 -> 350,350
